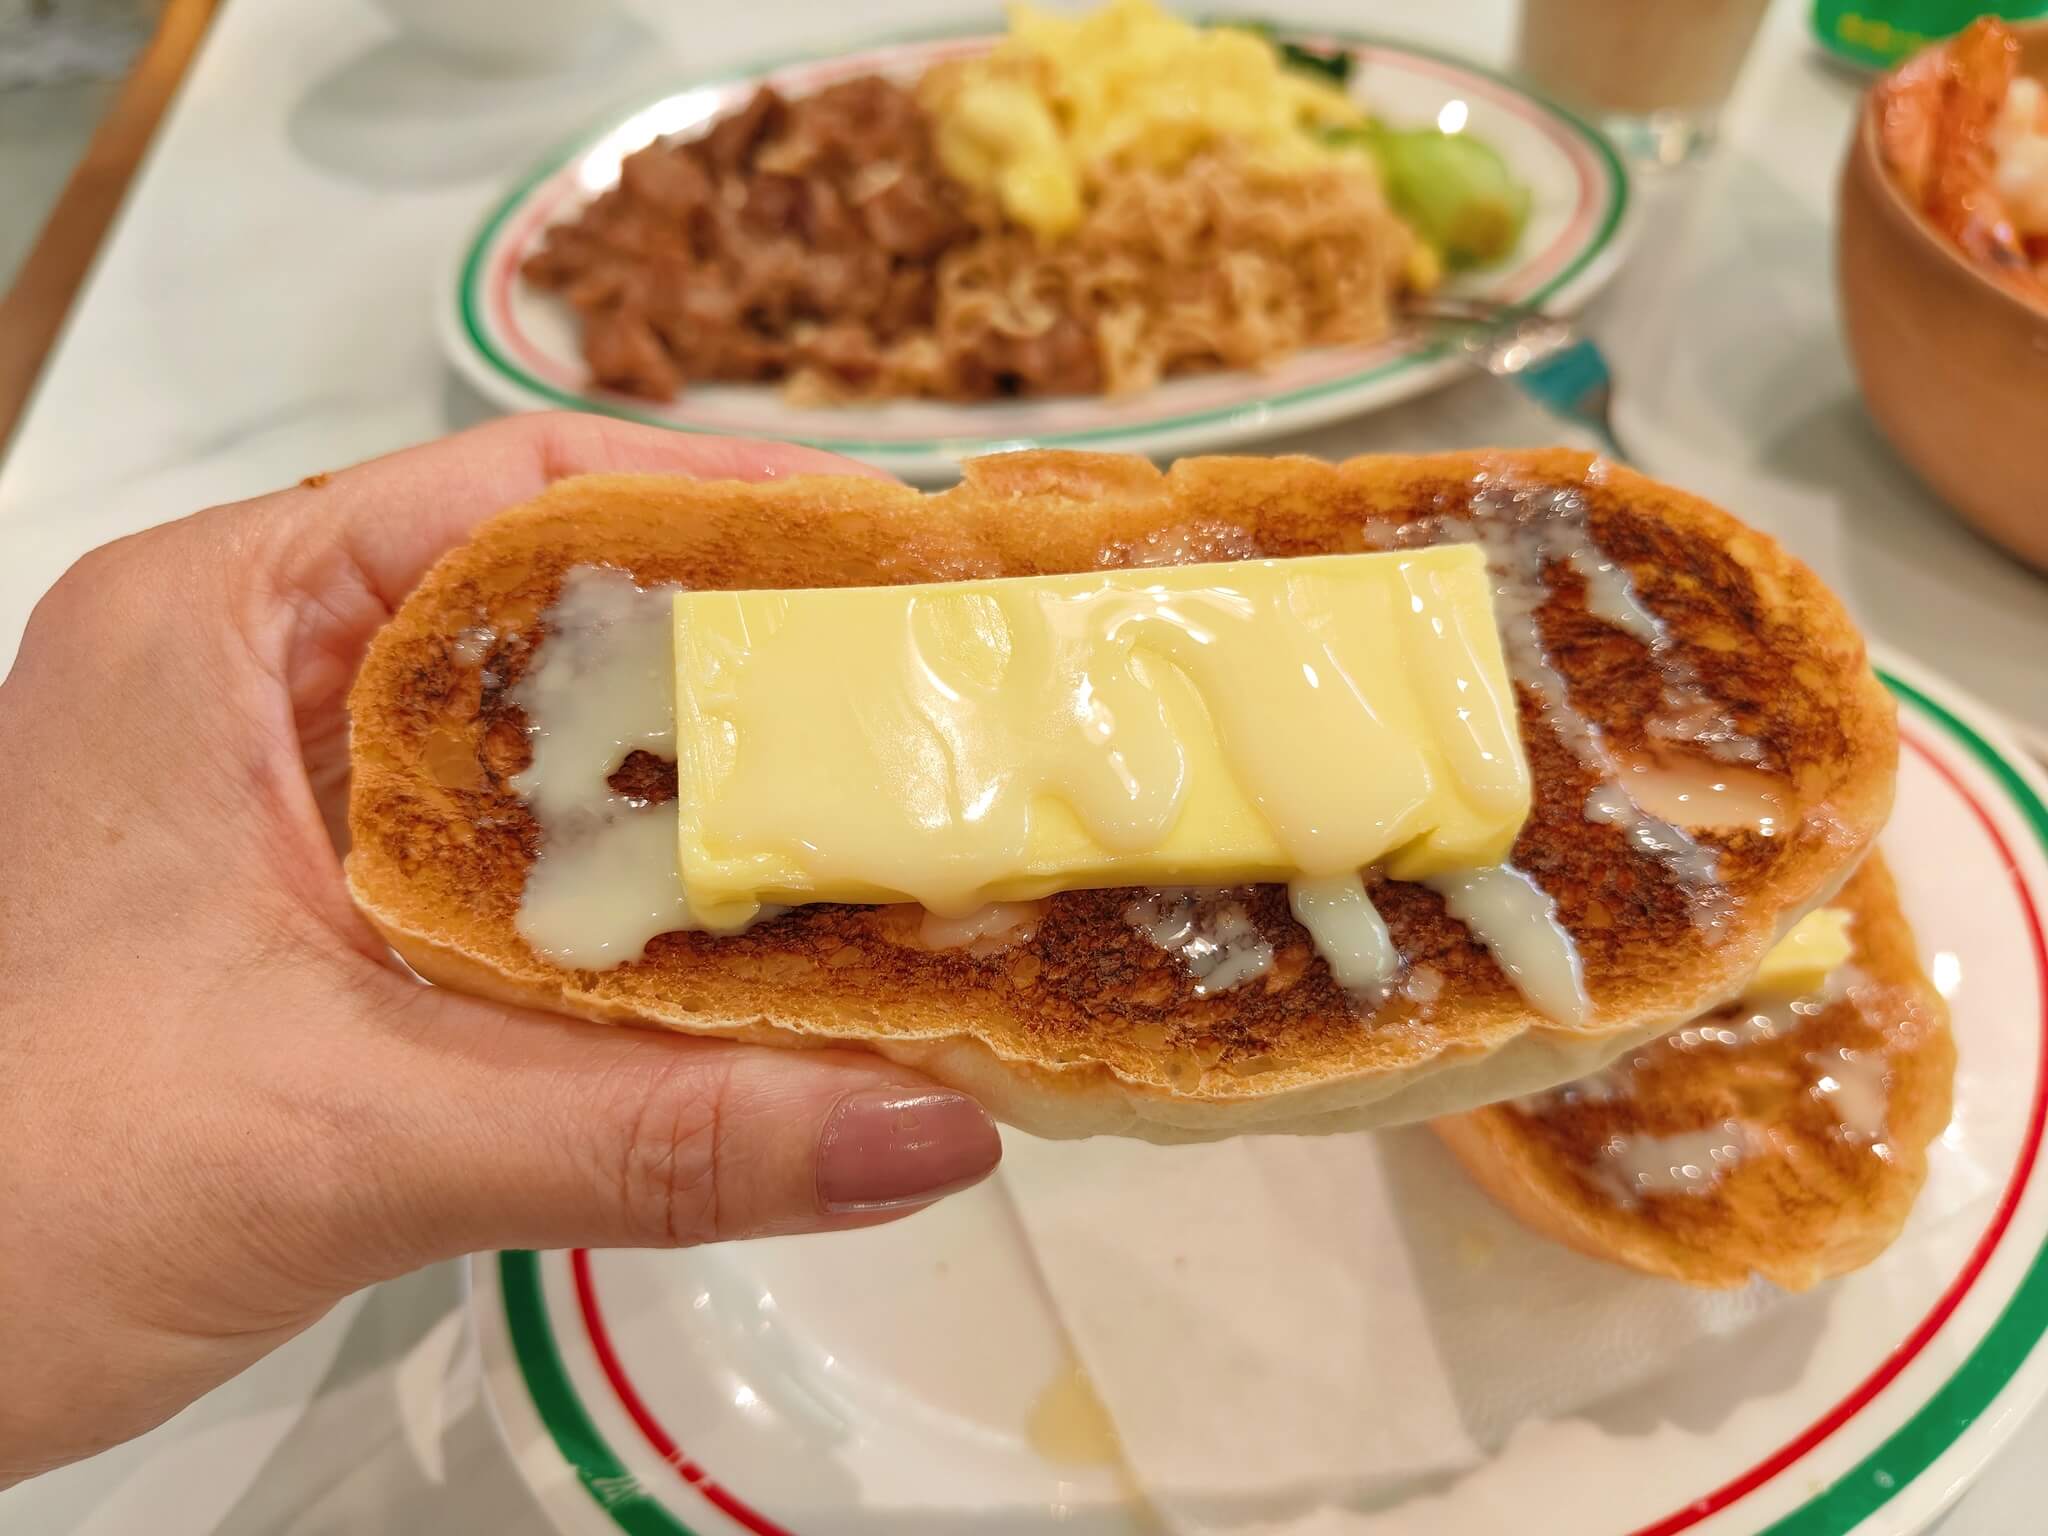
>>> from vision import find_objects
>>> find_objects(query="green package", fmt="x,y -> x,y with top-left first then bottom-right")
1812,0 -> 2048,69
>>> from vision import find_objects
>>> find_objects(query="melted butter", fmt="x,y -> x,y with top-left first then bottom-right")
1027,1360 -> 1123,1468
671,549 -> 1529,932
917,900 -> 1046,955
1124,888 -> 1274,996
1748,911 -> 1857,997
1594,1121 -> 1756,1205
452,624 -> 496,667
423,727 -> 486,791
1426,864 -> 1590,1026
509,568 -> 703,969
1620,761 -> 1785,834
1286,871 -> 1398,992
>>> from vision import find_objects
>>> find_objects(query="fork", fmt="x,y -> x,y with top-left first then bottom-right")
1404,294 -> 1631,462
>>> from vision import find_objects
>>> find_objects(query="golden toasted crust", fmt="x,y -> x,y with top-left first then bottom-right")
345,449 -> 1897,1139
1432,856 -> 1954,1289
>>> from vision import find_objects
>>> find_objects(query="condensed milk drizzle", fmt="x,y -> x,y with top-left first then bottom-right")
1515,951 -> 1896,1199
1810,1045 -> 1890,1140
1373,476 -> 1761,953
1426,864 -> 1589,1026
509,567 -> 700,969
1546,499 -> 1763,768
918,901 -> 1045,956
1594,1122 -> 1756,1205
1132,872 -> 1403,1001
1124,889 -> 1274,996
1463,481 -> 1745,930
1125,473 -> 1767,1020
1286,871 -> 1399,994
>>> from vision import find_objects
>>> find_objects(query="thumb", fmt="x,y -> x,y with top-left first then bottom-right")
340,982 -> 1002,1269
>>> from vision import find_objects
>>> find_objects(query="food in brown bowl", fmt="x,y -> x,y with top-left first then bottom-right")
1837,17 -> 2048,573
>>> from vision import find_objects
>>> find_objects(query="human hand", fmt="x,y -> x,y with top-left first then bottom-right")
0,413 -> 1002,1486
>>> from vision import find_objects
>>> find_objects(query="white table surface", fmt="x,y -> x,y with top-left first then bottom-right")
0,0 -> 2042,1530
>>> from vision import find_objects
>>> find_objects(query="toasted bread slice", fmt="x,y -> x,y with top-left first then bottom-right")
1432,855 -> 1953,1289
345,449 -> 1896,1140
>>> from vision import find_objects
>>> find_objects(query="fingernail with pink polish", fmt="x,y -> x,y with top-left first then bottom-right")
817,1088 -> 1001,1213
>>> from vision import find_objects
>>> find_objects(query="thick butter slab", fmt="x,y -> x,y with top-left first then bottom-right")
672,549 -> 1529,932
1749,908 -> 1855,997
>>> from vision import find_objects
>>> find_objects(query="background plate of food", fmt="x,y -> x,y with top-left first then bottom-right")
443,3 -> 1632,479
470,647 -> 2048,1536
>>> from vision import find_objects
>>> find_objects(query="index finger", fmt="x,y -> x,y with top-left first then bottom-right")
278,411 -> 890,614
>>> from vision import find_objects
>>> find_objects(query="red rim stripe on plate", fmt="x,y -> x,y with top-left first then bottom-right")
1619,727 -> 2048,1536
571,1248 -> 797,1536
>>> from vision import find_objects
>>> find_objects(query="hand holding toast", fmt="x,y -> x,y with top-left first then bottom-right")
0,415 -> 1001,1485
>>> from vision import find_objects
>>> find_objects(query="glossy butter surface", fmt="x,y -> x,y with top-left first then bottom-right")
1750,907 -> 1856,996
672,549 -> 1528,932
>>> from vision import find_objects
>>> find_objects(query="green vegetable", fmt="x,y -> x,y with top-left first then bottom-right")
1210,17 -> 1356,85
1327,123 -> 1531,271
1276,38 -> 1353,86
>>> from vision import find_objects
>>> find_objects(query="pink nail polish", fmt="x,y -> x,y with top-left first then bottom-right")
817,1088 -> 1001,1213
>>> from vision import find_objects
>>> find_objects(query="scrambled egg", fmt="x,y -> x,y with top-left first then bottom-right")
929,0 -> 1367,238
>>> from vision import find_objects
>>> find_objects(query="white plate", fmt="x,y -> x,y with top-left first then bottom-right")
442,29 -> 1632,480
473,649 -> 2048,1536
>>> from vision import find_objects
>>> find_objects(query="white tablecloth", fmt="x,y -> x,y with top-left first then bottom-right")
1,0 -> 2042,1529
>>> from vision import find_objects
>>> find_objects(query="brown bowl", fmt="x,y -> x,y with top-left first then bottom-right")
1837,23 -> 2048,573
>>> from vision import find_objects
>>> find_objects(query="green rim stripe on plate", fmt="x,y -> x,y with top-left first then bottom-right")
502,1249 -> 699,1536
1758,671 -> 2048,1536
455,27 -> 1629,459
499,668 -> 2048,1536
